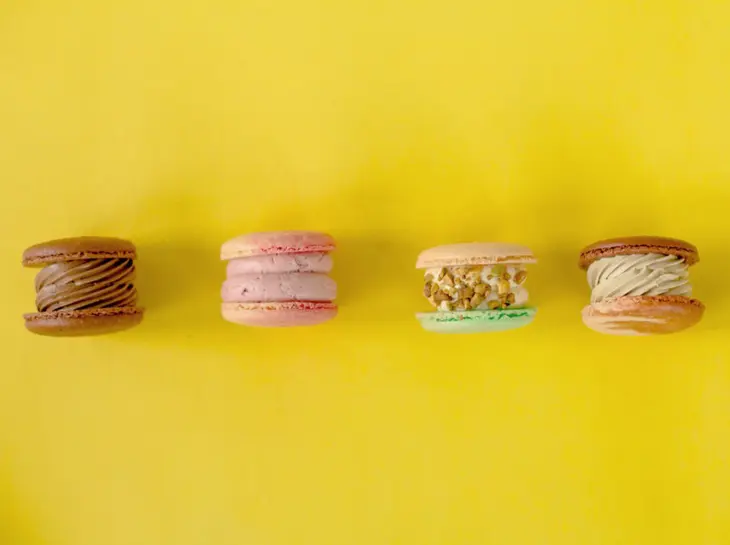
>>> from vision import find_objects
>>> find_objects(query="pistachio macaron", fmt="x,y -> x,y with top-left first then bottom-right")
416,243 -> 537,333
22,237 -> 144,336
579,236 -> 704,335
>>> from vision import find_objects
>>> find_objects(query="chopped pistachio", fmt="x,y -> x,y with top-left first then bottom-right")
497,279 -> 510,295
433,291 -> 450,303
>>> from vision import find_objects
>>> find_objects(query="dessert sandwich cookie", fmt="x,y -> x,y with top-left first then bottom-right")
22,237 -> 144,336
416,243 -> 537,333
579,236 -> 705,335
221,231 -> 337,327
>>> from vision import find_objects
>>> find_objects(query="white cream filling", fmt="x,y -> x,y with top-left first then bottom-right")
587,254 -> 692,303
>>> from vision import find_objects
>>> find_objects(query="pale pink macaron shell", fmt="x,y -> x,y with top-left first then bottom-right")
222,273 -> 337,303
221,231 -> 336,260
226,253 -> 333,275
222,302 -> 337,327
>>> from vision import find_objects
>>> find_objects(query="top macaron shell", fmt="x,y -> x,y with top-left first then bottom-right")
579,236 -> 699,269
416,242 -> 536,269
221,231 -> 336,260
22,236 -> 137,267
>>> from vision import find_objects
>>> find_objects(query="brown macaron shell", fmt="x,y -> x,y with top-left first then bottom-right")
24,308 -> 144,337
582,295 -> 704,336
22,236 -> 137,267
579,236 -> 699,270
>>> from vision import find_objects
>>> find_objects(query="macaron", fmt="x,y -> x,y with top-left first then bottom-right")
221,231 -> 337,327
579,236 -> 704,335
22,237 -> 144,336
416,243 -> 537,333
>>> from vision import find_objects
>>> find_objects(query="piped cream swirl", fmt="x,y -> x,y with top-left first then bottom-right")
587,254 -> 691,303
35,258 -> 137,312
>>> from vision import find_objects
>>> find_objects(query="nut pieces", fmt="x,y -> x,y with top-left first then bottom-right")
424,265 -> 528,311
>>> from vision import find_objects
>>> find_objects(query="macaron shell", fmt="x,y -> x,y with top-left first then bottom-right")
222,273 -> 336,303
222,302 -> 337,327
579,236 -> 699,269
221,231 -> 335,260
582,295 -> 704,335
416,242 -> 535,269
22,237 -> 137,267
226,253 -> 333,275
416,307 -> 537,333
24,307 -> 144,337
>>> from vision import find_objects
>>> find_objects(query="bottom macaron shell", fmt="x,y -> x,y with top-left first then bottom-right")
582,295 -> 704,336
416,307 -> 537,334
222,302 -> 337,327
24,307 -> 144,337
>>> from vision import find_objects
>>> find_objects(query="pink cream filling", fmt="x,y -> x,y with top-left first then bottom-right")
226,253 -> 333,275
222,272 -> 336,303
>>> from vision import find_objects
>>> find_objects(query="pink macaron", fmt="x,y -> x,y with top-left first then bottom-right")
220,231 -> 338,327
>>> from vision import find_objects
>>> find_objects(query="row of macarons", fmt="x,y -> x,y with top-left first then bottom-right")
21,232 -> 704,337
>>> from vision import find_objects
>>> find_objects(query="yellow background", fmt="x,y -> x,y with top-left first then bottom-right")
1,1 -> 729,544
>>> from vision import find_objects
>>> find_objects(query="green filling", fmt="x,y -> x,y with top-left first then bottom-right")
434,311 -> 533,323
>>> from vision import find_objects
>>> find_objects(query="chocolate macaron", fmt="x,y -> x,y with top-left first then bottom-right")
579,236 -> 704,335
22,237 -> 144,336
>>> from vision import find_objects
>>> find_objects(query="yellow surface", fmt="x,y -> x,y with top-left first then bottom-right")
1,1 -> 730,543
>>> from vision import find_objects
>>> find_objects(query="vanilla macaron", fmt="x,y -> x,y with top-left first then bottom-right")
221,231 -> 337,327
579,236 -> 704,335
416,242 -> 537,333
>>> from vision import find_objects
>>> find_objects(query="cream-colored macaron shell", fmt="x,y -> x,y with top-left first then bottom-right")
416,242 -> 535,269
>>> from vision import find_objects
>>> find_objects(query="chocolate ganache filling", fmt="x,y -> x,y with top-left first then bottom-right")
34,258 -> 137,312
